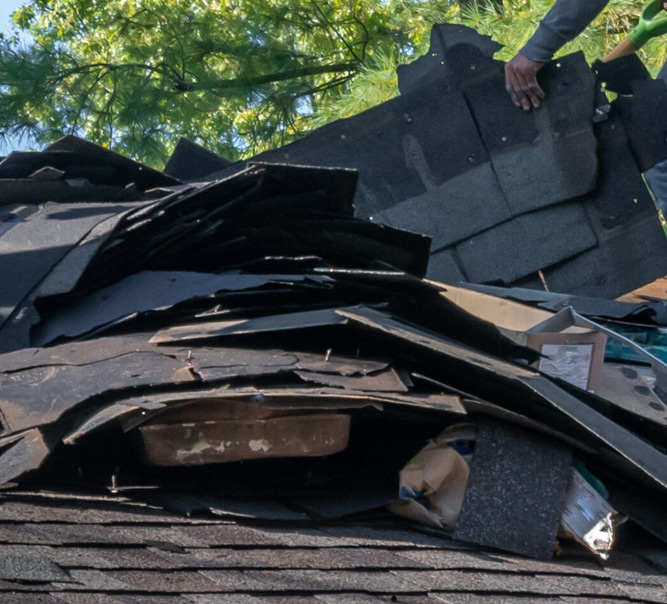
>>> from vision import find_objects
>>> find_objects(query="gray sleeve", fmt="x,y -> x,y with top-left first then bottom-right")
521,0 -> 610,62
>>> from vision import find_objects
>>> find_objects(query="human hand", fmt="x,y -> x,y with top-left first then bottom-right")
504,52 -> 546,111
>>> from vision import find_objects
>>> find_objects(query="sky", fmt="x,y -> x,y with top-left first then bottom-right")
1,0 -> 25,35
1,1 -> 30,153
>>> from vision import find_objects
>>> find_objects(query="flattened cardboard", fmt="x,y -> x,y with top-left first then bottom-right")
138,414 -> 351,465
440,284 -> 555,332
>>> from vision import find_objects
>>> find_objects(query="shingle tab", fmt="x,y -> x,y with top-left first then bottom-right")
0,554 -> 71,583
454,202 -> 598,284
453,419 -> 571,560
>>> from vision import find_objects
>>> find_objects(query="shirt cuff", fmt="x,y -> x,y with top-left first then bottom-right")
520,24 -> 569,63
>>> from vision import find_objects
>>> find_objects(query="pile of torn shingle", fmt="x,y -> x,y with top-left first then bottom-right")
0,139 -> 666,565
0,24 -> 666,567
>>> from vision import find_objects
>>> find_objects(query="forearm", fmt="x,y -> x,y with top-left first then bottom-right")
521,0 -> 610,62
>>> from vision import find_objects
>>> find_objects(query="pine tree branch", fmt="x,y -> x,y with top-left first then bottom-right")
312,2 -> 360,62
49,58 -> 358,93
175,62 -> 358,92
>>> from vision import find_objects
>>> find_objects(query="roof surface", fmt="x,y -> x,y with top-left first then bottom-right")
0,490 -> 665,602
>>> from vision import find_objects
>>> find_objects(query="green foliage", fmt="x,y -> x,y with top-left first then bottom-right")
0,1 -> 665,166
310,50 -> 401,129
460,0 -> 667,73
0,0 -> 455,164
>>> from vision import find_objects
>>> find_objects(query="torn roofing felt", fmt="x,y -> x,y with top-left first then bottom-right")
0,135 -> 181,193
190,24 -> 667,300
163,137 -> 233,181
0,161 -> 431,353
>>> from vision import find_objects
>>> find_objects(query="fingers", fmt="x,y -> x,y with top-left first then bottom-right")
505,75 -> 538,111
504,53 -> 546,111
505,64 -> 545,110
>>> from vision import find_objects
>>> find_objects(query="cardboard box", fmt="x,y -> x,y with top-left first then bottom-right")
138,413 -> 351,466
439,284 -> 556,333
439,286 -> 606,392
525,329 -> 607,393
